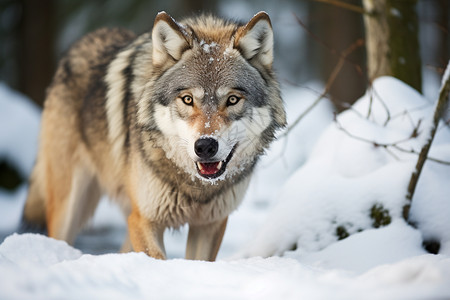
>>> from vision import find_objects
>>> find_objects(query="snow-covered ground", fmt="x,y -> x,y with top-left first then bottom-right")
1,77 -> 450,299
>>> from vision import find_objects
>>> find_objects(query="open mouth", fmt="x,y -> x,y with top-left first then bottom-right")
195,145 -> 236,179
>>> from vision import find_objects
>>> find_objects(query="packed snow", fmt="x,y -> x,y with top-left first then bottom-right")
1,77 -> 450,299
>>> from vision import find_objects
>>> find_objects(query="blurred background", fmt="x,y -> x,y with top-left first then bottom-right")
1,0 -> 448,106
0,0 -> 448,190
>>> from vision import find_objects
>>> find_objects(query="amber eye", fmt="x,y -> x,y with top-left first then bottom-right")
181,95 -> 193,106
227,95 -> 241,106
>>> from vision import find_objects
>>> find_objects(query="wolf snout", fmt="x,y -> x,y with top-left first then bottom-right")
194,137 -> 219,160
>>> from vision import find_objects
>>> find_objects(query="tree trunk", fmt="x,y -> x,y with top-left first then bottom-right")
18,0 -> 55,107
310,1 -> 366,109
362,0 -> 422,93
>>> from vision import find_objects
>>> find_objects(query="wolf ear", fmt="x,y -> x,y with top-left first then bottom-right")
152,12 -> 190,67
234,12 -> 274,68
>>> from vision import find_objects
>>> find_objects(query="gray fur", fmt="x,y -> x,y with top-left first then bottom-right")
24,12 -> 286,260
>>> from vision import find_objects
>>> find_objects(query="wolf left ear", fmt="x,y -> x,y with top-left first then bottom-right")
234,12 -> 274,68
152,12 -> 190,67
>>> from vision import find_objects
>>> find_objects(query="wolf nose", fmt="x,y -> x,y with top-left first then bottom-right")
195,138 -> 219,159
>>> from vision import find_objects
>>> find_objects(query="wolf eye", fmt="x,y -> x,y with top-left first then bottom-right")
227,95 -> 241,106
181,95 -> 193,106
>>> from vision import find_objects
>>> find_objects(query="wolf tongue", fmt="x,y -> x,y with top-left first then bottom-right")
198,162 -> 221,175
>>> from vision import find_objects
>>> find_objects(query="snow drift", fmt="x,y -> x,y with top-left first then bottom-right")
1,77 -> 450,299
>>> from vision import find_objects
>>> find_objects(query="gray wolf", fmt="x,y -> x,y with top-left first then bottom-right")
22,11 -> 286,260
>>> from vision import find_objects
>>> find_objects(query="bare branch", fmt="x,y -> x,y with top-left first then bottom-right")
281,38 -> 364,138
392,145 -> 450,166
334,115 -> 450,165
364,84 -> 392,125
372,87 -> 391,125
334,116 -> 416,148
404,60 -> 450,221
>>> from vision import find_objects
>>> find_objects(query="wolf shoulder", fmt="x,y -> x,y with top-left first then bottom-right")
50,28 -> 137,92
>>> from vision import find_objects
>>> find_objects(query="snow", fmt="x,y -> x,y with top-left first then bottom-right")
236,76 -> 450,260
291,220 -> 427,274
1,77 -> 450,299
1,233 -> 450,300
390,8 -> 402,18
0,82 -> 41,176
199,40 -> 217,53
241,82 -> 334,208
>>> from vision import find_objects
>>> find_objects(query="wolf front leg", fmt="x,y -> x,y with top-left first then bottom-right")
185,217 -> 228,261
128,209 -> 166,259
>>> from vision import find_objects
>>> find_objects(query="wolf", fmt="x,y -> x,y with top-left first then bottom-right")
22,11 -> 286,260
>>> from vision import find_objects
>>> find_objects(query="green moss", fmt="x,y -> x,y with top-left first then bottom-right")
423,239 -> 440,254
336,225 -> 350,240
370,203 -> 391,228
288,243 -> 298,252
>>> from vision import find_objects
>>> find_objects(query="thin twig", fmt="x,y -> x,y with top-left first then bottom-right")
367,85 -> 392,125
281,39 -> 364,138
392,145 -> 450,166
334,116 -> 450,165
367,84 -> 374,119
404,60 -> 450,221
384,146 -> 400,161
334,116 -> 416,147
389,104 -> 431,123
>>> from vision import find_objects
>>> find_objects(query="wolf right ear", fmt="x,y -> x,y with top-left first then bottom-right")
234,12 -> 274,68
152,12 -> 190,67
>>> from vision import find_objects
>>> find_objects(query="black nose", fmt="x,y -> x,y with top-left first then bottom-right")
194,138 -> 219,159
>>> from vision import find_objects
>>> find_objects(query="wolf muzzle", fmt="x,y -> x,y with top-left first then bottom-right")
194,137 -> 237,179
194,137 -> 219,159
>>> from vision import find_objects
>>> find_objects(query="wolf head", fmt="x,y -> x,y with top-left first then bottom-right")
137,12 -> 286,183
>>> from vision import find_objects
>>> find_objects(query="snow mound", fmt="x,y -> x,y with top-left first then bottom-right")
1,78 -> 450,299
0,233 -> 82,267
1,233 -> 450,300
291,220 -> 427,274
221,82 -> 334,256
0,82 -> 41,177
242,82 -> 334,207
236,76 -> 450,257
